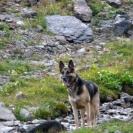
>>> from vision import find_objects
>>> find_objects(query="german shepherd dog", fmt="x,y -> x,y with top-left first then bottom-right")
59,60 -> 99,129
18,120 -> 66,133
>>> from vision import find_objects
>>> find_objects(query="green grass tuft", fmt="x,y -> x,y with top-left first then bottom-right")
68,120 -> 133,133
88,0 -> 106,16
34,99 -> 68,119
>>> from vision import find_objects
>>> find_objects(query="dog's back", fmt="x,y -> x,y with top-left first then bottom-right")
83,80 -> 99,101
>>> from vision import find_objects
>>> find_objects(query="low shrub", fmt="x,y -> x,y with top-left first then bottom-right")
34,99 -> 68,119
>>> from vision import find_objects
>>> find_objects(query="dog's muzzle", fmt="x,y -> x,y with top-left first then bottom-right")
61,76 -> 70,87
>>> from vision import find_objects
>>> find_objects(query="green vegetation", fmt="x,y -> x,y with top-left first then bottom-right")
0,0 -> 7,7
77,40 -> 133,101
68,120 -> 133,133
22,0 -> 72,34
0,76 -> 68,120
0,0 -> 72,48
0,22 -> 10,47
0,79 -> 25,96
0,38 -> 9,47
0,59 -> 40,75
1,40 -> 133,120
0,1 -> 133,132
88,0 -> 106,16
34,0 -> 72,15
34,99 -> 68,119
14,103 -> 26,121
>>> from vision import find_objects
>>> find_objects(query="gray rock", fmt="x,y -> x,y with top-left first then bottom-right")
15,0 -> 22,3
45,15 -> 93,43
0,102 -> 5,108
115,130 -> 122,133
0,76 -> 9,86
47,46 -> 55,53
115,14 -> 129,24
14,41 -> 26,48
67,4 -> 73,11
21,8 -> 37,18
55,36 -> 67,45
113,14 -> 132,36
44,59 -> 57,67
0,15 -> 6,21
108,0 -> 121,8
20,108 -> 34,121
56,43 -> 67,52
16,20 -> 25,26
35,25 -> 43,32
74,0 -> 92,22
15,91 -> 23,99
77,48 -> 86,55
128,30 -> 133,35
0,126 -> 15,133
50,0 -> 56,3
0,107 -> 16,121
22,49 -> 33,58
113,99 -> 122,106
0,31 -> 4,37
97,119 -> 107,124
27,0 -> 39,5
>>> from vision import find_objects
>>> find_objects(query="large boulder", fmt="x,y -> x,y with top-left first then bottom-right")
113,14 -> 133,36
45,15 -> 93,43
74,0 -> 92,22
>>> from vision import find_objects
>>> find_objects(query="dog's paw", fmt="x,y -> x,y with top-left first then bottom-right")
70,125 -> 80,130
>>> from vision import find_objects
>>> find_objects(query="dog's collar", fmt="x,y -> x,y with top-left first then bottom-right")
68,75 -> 78,89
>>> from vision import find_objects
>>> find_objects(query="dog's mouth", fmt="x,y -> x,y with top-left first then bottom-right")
63,79 -> 76,89
63,80 -> 70,87
62,75 -> 76,88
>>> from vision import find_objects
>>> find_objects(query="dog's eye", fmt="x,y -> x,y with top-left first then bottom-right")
66,71 -> 70,74
61,71 -> 64,74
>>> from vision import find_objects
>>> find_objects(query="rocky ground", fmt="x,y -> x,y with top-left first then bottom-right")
0,0 -> 133,132
0,92 -> 133,132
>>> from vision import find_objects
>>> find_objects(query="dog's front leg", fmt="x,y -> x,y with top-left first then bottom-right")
72,107 -> 79,129
85,103 -> 91,127
80,109 -> 85,127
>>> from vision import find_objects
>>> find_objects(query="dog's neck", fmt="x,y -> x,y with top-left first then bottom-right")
68,74 -> 78,89
68,74 -> 83,96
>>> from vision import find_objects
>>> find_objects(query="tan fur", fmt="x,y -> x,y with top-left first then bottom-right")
69,85 -> 99,128
59,60 -> 99,129
48,128 -> 62,133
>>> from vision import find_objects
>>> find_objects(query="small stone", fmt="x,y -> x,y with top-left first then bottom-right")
15,91 -> 23,99
115,130 -> 122,133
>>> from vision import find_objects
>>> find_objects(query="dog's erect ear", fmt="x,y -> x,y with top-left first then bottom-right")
59,61 -> 64,73
68,60 -> 74,71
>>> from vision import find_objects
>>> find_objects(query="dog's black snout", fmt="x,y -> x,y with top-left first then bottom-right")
62,76 -> 66,81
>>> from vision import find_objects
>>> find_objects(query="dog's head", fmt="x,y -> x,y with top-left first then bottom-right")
59,60 -> 77,88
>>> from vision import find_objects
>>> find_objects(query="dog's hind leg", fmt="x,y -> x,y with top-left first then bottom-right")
80,108 -> 85,127
91,109 -> 97,126
93,115 -> 97,126
91,92 -> 99,126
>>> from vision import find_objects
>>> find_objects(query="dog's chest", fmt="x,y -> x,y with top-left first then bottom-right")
68,89 -> 80,101
69,95 -> 85,109
69,94 -> 80,102
68,86 -> 89,109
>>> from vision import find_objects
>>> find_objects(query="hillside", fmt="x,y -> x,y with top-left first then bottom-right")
0,0 -> 133,132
